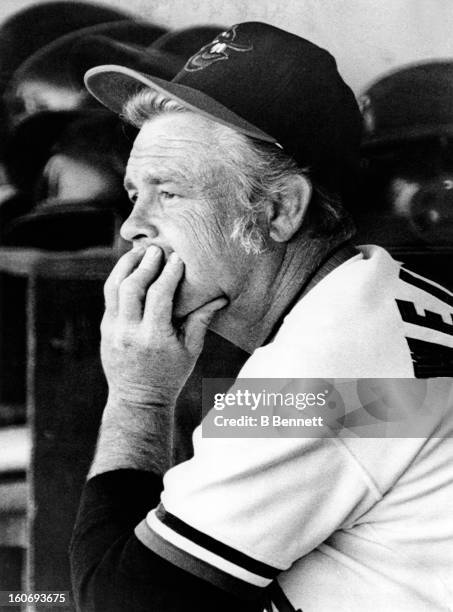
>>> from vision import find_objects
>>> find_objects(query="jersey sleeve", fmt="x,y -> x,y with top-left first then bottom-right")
135,429 -> 382,598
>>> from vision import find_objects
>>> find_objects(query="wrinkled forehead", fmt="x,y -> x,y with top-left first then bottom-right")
126,111 -> 238,185
132,112 -> 221,158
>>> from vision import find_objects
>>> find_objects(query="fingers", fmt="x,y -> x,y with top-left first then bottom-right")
144,252 -> 184,326
104,247 -> 146,316
184,297 -> 229,352
118,246 -> 163,320
104,245 -> 228,360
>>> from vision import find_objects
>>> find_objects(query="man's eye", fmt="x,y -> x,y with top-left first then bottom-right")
159,190 -> 178,201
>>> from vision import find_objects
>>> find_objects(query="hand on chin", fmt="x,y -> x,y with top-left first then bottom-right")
173,284 -> 227,321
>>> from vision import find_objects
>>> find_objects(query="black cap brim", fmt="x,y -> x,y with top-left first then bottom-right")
84,64 -> 277,144
1,200 -> 119,249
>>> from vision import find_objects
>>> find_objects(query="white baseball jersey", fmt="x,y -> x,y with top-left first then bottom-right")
135,245 -> 453,611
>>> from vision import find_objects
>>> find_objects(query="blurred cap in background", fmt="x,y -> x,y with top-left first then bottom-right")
0,108 -> 134,250
359,61 -> 453,149
4,20 -> 166,129
0,197 -> 122,250
0,0 -> 142,156
3,109 -> 132,202
0,0 -> 135,95
356,61 -> 453,248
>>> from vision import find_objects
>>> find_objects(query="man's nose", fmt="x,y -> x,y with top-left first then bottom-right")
120,205 -> 158,245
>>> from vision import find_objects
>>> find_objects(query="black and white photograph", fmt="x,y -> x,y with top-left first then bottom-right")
0,1 -> 452,611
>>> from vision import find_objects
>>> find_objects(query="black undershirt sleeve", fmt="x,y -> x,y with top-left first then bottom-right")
70,469 -> 266,612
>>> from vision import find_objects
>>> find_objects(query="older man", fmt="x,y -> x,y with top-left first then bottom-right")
71,23 -> 453,612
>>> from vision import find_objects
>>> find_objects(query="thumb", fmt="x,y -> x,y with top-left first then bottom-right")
184,297 -> 228,352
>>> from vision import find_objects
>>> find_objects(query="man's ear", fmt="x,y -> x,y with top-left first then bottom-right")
267,174 -> 312,242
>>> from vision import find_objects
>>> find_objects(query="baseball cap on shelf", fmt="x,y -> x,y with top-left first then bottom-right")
69,25 -> 224,89
0,1 -> 135,95
151,25 -> 225,55
0,1 -> 138,157
85,22 -> 362,193
359,60 -> 453,149
3,109 -> 132,194
1,108 -> 133,249
5,20 -> 166,128
0,197 -> 121,250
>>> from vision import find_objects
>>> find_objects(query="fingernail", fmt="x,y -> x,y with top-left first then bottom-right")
144,245 -> 161,260
212,298 -> 228,311
132,245 -> 145,254
169,252 -> 182,264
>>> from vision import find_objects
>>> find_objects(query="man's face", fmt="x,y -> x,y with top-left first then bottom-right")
122,112 -> 254,318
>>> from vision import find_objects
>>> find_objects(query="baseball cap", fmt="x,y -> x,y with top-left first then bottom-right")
5,20 -> 165,128
0,1 -> 137,157
0,1 -> 134,95
84,22 -> 362,193
4,109 -> 132,193
360,60 -> 453,149
0,197 -> 120,250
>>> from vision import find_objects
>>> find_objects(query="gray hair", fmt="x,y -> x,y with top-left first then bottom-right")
123,90 -> 355,254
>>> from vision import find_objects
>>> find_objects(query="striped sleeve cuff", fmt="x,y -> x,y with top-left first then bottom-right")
135,503 -> 281,599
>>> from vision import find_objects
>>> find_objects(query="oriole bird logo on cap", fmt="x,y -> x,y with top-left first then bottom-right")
184,25 -> 252,72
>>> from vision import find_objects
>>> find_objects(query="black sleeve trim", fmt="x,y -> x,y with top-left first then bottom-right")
155,503 -> 279,578
135,518 -> 267,600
